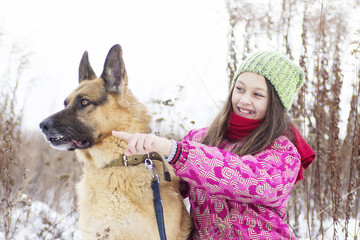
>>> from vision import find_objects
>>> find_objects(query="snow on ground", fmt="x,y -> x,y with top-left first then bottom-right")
291,214 -> 359,240
1,195 -> 80,240
1,195 -> 359,239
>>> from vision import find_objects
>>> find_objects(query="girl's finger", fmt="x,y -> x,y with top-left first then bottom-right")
134,134 -> 147,154
144,135 -> 154,152
112,131 -> 131,140
126,134 -> 139,155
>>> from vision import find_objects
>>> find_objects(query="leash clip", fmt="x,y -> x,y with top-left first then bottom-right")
153,174 -> 160,183
145,155 -> 159,182
144,157 -> 153,172
123,155 -> 128,167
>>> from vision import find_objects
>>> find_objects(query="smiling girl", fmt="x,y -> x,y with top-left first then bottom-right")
113,51 -> 316,239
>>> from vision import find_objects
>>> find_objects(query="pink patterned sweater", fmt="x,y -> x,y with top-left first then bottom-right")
170,128 -> 300,240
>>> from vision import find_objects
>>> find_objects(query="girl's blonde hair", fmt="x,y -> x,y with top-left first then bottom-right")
201,78 -> 294,156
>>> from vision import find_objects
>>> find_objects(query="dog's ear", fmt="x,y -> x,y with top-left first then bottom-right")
101,44 -> 128,93
79,51 -> 97,83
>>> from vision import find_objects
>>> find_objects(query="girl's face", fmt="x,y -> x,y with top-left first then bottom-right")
231,72 -> 269,120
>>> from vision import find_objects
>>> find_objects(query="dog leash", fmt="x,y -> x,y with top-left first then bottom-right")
105,152 -> 170,240
144,156 -> 168,240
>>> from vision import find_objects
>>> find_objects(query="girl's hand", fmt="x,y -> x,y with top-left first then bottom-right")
112,131 -> 173,156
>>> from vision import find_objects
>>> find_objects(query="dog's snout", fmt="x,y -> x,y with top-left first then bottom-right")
39,118 -> 54,132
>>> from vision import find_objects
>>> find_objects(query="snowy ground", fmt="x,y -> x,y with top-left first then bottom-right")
292,215 -> 360,239
2,195 -> 359,239
1,195 -> 80,240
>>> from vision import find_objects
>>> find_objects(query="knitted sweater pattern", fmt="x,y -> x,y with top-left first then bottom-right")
171,128 -> 300,240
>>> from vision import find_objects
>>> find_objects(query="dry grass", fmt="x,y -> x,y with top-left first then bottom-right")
227,0 -> 360,238
0,43 -> 80,239
18,131 -> 80,211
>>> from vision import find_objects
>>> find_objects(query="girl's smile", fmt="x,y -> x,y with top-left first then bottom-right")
232,72 -> 269,120
236,107 -> 255,115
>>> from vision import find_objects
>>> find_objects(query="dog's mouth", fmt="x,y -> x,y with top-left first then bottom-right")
40,117 -> 94,151
46,134 -> 90,151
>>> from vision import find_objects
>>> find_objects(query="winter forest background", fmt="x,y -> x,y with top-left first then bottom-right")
1,0 -> 360,239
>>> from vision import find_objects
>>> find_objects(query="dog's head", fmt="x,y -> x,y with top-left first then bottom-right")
39,44 -> 148,151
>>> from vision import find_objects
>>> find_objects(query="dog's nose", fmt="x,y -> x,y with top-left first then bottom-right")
39,118 -> 54,132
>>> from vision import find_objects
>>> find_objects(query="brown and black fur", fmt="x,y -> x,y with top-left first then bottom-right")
39,44 -> 192,239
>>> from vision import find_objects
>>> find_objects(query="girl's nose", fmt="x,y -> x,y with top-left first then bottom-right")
240,93 -> 252,105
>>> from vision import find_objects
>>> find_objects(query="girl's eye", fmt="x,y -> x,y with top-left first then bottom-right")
81,99 -> 90,106
236,87 -> 244,92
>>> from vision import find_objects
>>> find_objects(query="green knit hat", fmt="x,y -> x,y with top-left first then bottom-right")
233,51 -> 304,111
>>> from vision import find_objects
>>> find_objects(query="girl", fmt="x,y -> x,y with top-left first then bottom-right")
113,51 -> 316,239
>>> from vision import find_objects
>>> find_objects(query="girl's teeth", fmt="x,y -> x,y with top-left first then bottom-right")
239,108 -> 253,114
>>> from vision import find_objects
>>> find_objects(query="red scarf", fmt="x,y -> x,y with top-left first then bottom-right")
290,125 -> 316,183
226,111 -> 316,183
226,111 -> 264,140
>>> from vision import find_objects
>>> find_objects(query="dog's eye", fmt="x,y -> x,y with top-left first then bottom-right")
81,99 -> 90,106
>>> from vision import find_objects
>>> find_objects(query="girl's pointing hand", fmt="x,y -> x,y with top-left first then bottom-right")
112,131 -> 172,157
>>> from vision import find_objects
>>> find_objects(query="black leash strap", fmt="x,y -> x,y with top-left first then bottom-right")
144,154 -> 169,240
151,178 -> 167,240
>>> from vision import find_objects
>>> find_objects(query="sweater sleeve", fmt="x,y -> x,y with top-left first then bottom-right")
170,129 -> 301,207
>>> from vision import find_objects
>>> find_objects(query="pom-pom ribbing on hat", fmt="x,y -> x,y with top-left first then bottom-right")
233,51 -> 304,111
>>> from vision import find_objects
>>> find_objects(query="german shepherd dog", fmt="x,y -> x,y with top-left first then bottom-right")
39,44 -> 192,239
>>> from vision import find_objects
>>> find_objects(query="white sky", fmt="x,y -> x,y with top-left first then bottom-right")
1,0 -> 229,132
2,0 -> 358,139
